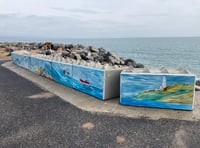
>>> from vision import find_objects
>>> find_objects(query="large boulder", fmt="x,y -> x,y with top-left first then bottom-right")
70,52 -> 81,60
65,44 -> 74,49
62,51 -> 70,58
125,59 -> 136,67
196,79 -> 200,86
135,63 -> 144,68
44,42 -> 54,50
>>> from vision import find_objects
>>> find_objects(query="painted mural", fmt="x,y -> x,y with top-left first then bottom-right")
12,53 -> 114,100
120,73 -> 195,110
73,65 -> 104,100
51,61 -> 73,88
12,53 -> 31,70
30,57 -> 52,79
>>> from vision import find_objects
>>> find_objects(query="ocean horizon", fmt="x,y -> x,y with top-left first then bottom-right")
1,36 -> 200,76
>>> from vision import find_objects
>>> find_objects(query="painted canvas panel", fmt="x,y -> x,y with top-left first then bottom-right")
12,53 -> 31,70
72,65 -> 104,100
120,73 -> 196,110
30,57 -> 52,79
51,61 -> 73,88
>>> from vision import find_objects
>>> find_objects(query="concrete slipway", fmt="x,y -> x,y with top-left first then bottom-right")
2,61 -> 200,121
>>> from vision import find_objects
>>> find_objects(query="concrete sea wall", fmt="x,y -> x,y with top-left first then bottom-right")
12,52 -> 121,100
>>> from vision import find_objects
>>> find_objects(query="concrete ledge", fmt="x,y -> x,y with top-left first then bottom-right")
2,61 -> 200,121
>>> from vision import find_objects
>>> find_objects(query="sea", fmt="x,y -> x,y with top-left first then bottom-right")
1,36 -> 200,76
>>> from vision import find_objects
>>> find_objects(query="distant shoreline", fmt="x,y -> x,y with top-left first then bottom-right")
1,36 -> 200,42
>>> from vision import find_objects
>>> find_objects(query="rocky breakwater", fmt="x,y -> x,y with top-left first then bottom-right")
3,42 -> 144,70
42,42 -> 144,69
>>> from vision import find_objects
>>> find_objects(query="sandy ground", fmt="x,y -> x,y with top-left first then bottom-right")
0,48 -> 42,60
0,48 -> 12,60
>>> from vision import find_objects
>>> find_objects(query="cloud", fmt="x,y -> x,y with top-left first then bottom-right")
0,14 -> 85,37
127,13 -> 169,17
51,7 -> 111,14
0,0 -> 200,38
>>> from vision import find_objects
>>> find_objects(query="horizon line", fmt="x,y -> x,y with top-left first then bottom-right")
0,35 -> 200,40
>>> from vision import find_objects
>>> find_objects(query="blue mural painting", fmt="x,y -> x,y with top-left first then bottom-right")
12,53 -> 108,100
73,65 -> 104,100
30,57 -> 52,79
120,73 -> 195,110
12,53 -> 31,70
51,61 -> 73,88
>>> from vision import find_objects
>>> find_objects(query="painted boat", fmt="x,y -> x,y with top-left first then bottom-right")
80,79 -> 90,85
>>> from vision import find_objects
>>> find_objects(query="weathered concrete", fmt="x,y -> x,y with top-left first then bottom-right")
2,61 -> 200,121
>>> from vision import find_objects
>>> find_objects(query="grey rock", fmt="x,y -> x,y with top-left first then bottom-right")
80,52 -> 88,60
108,56 -> 120,65
96,56 -> 104,63
91,52 -> 99,58
69,52 -> 82,60
45,50 -> 51,55
69,52 -> 75,59
65,44 -> 74,49
62,51 -> 70,58
125,59 -> 136,67
98,47 -> 106,53
74,53 -> 82,60
120,59 -> 125,65
196,79 -> 200,86
135,63 -> 144,68
52,45 -> 60,51
90,47 -> 99,53
160,67 -> 168,73
86,52 -> 94,61
177,67 -> 189,74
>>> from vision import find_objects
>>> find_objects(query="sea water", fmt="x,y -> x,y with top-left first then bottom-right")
2,37 -> 200,76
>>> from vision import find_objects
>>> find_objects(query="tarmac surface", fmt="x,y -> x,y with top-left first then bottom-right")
1,60 -> 200,147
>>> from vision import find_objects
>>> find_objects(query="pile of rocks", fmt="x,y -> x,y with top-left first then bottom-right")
1,42 -> 144,69
41,42 -> 144,68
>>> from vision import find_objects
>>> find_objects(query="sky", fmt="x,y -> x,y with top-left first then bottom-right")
0,0 -> 200,38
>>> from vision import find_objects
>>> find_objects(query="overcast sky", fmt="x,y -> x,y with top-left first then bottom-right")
0,0 -> 200,38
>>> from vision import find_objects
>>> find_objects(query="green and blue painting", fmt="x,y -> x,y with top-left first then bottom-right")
120,73 -> 195,110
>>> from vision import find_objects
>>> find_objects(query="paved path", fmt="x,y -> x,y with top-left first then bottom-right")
1,60 -> 200,147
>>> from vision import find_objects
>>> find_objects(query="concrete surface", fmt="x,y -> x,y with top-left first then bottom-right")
1,60 -> 200,147
2,61 -> 200,121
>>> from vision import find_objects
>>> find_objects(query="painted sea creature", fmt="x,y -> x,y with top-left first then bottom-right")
80,79 -> 90,85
